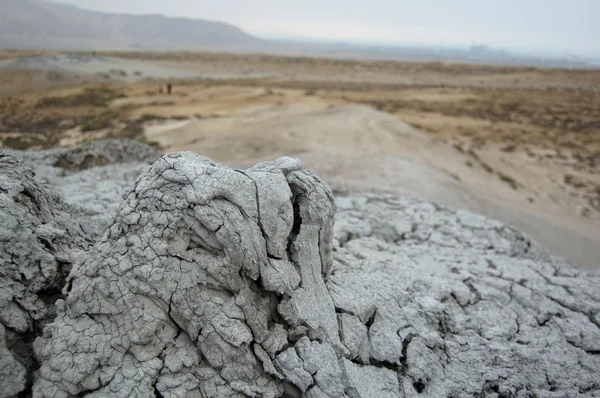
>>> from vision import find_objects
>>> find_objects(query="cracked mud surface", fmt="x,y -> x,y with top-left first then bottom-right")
331,195 -> 600,397
0,152 -> 94,396
34,152 -> 341,398
1,140 -> 599,397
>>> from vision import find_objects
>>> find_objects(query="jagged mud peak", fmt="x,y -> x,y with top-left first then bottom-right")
0,153 -> 92,397
33,152 -> 341,397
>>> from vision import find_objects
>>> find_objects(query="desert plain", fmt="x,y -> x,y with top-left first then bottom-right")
1,49 -> 599,269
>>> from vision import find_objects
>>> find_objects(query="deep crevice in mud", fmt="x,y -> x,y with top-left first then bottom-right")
290,196 -> 302,242
334,307 -> 356,317
285,191 -> 303,270
369,358 -> 400,372
365,309 -> 377,329
37,236 -> 55,253
153,384 -> 165,398
8,328 -> 40,398
413,379 -> 426,393
36,286 -> 64,308
399,333 -> 417,374
65,277 -> 74,293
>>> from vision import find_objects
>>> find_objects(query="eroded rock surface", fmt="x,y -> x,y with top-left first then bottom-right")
5,139 -> 160,219
1,143 -> 599,397
5,139 -> 160,173
0,323 -> 27,397
0,153 -> 93,397
33,152 -> 340,397
330,195 -> 600,397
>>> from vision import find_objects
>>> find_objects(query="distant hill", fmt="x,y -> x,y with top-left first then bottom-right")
0,0 -> 265,51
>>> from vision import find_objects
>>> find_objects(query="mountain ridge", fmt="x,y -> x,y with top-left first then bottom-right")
0,0 -> 264,50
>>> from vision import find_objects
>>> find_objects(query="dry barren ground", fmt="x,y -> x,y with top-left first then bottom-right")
1,50 -> 599,268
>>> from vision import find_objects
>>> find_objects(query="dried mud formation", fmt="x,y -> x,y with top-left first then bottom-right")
1,141 -> 600,397
0,153 -> 94,396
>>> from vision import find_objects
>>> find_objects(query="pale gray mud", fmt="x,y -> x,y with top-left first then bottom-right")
1,140 -> 599,397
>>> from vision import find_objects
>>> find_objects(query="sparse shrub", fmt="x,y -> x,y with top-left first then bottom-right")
2,136 -> 54,150
36,87 -> 126,108
305,89 -> 317,96
109,69 -> 127,77
481,162 -> 494,174
139,113 -> 166,122
564,174 -> 586,189
453,143 -> 464,153
119,103 -> 138,112
133,71 -> 143,76
141,139 -> 161,148
498,172 -> 519,189
147,101 -> 176,107
467,149 -> 480,161
80,118 -> 109,132
79,109 -> 121,132
117,120 -> 144,139
2,137 -> 28,149
102,109 -> 121,120
119,128 -> 142,138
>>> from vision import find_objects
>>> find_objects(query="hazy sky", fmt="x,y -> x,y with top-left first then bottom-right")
53,0 -> 600,57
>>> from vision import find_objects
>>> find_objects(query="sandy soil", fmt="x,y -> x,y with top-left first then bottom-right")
1,50 -> 599,269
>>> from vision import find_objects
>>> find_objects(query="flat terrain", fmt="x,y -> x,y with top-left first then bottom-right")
1,50 -> 599,268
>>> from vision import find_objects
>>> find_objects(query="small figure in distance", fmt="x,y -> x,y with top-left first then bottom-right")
167,83 -> 172,95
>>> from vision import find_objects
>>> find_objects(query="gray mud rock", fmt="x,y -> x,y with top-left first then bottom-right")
6,139 -> 160,173
2,147 -> 599,397
4,139 -> 161,245
33,153 -> 340,397
330,195 -> 600,397
0,323 -> 27,397
5,139 -> 161,221
0,153 -> 93,397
